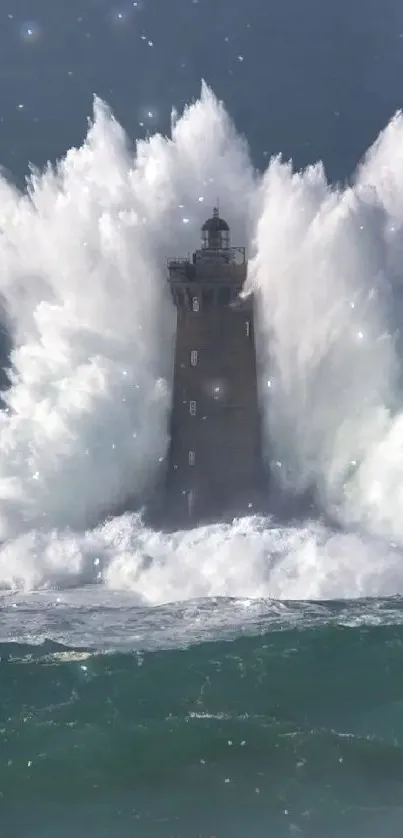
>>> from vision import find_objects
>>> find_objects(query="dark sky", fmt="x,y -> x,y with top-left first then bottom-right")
0,0 -> 403,181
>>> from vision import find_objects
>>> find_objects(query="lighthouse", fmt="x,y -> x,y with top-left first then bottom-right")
165,208 -> 264,525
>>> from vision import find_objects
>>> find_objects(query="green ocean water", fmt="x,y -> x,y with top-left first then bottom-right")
2,598 -> 403,837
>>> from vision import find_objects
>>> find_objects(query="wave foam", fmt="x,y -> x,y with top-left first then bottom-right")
1,86 -> 403,598
1,512 -> 402,602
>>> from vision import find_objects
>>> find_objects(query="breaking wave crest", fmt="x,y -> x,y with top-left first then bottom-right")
2,83 -> 403,599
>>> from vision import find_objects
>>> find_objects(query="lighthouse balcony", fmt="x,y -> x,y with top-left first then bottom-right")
168,245 -> 245,273
168,257 -> 247,284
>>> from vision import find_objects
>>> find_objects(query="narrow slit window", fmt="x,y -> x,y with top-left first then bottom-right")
190,350 -> 198,367
192,296 -> 199,312
188,450 -> 196,466
189,400 -> 196,416
245,320 -> 250,337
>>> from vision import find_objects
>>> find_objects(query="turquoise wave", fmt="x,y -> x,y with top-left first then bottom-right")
1,625 -> 403,836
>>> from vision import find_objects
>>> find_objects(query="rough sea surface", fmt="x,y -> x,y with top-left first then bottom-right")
2,0 -> 403,835
2,593 -> 403,837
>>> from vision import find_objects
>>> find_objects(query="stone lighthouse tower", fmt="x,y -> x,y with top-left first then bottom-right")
165,208 -> 264,525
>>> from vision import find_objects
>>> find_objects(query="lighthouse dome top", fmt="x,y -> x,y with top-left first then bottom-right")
201,207 -> 229,232
201,207 -> 230,250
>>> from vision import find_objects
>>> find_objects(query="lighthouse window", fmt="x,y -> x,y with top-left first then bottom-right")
245,320 -> 250,337
190,350 -> 198,366
192,296 -> 199,312
188,450 -> 196,466
189,400 -> 196,416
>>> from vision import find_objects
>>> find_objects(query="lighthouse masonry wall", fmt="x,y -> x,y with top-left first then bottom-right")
161,210 -> 265,527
